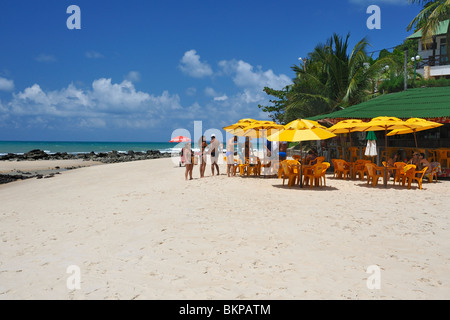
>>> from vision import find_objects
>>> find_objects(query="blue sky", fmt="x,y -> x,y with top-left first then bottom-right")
0,0 -> 422,142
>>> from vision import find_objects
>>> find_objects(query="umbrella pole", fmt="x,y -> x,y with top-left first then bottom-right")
348,129 -> 352,163
384,128 -> 388,188
263,130 -> 266,178
300,141 -> 303,188
414,131 -> 418,148
349,130 -> 352,148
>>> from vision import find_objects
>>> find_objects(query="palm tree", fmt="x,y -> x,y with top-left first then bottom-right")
407,0 -> 450,51
283,33 -> 394,122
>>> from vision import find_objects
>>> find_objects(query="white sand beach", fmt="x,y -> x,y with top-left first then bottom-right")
0,159 -> 101,174
0,157 -> 449,300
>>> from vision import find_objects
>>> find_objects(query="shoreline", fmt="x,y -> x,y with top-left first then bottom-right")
0,148 -> 172,162
0,148 -> 172,185
0,159 -> 102,185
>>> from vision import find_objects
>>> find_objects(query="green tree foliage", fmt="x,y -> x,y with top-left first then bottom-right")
407,0 -> 450,51
257,86 -> 290,123
258,33 -> 394,123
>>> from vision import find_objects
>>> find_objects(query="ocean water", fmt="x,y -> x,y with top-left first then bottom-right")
0,141 -> 188,155
0,141 -> 266,157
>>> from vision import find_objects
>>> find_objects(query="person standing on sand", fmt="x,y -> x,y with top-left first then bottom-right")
198,135 -> 207,178
182,143 -> 193,180
208,134 -> 221,176
226,136 -> 238,177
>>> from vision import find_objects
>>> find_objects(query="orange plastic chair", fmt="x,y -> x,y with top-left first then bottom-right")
334,159 -> 351,179
281,161 -> 298,188
401,164 -> 416,188
315,156 -> 325,164
393,162 -> 407,185
409,167 -> 428,190
320,162 -> 331,187
247,157 -> 260,176
354,160 -> 370,181
331,159 -> 338,178
365,163 -> 383,187
303,163 -> 327,188
275,161 -> 283,178
286,160 -> 301,183
238,158 -> 249,176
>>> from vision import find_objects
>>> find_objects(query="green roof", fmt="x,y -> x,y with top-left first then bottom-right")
307,87 -> 450,121
407,19 -> 449,39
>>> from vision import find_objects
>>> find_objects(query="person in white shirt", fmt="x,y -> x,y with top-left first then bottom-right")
182,143 -> 193,180
226,136 -> 238,177
208,134 -> 221,176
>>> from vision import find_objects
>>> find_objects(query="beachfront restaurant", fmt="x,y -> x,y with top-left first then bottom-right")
308,87 -> 450,177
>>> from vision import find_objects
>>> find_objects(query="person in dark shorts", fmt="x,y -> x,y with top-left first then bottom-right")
198,135 -> 207,178
279,141 -> 288,161
208,134 -> 220,176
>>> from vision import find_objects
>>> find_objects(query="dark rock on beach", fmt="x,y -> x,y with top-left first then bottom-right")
0,174 -> 31,184
0,148 -> 171,164
0,148 -> 172,185
24,149 -> 50,160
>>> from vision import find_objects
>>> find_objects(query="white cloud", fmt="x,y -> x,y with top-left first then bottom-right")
0,77 -> 14,91
218,59 -> 291,90
35,54 -> 57,63
90,78 -> 151,111
214,95 -> 228,102
6,78 -> 183,129
204,87 -> 217,97
181,58 -> 292,126
204,87 -> 228,101
179,50 -> 213,78
185,87 -> 197,96
85,51 -> 104,59
124,71 -> 141,82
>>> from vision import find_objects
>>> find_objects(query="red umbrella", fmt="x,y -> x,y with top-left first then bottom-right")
169,136 -> 191,143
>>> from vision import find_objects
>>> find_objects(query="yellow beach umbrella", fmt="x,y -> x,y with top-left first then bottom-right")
328,119 -> 365,144
223,119 -> 270,170
327,119 -> 365,158
328,119 -> 365,134
240,121 -> 285,176
353,116 -> 423,187
386,118 -> 443,148
267,119 -> 336,142
223,118 -> 258,136
267,119 -> 336,187
242,121 -> 284,139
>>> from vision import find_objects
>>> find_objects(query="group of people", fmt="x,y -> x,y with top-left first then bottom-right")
182,135 -> 287,179
182,134 -> 221,180
386,150 -> 441,180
